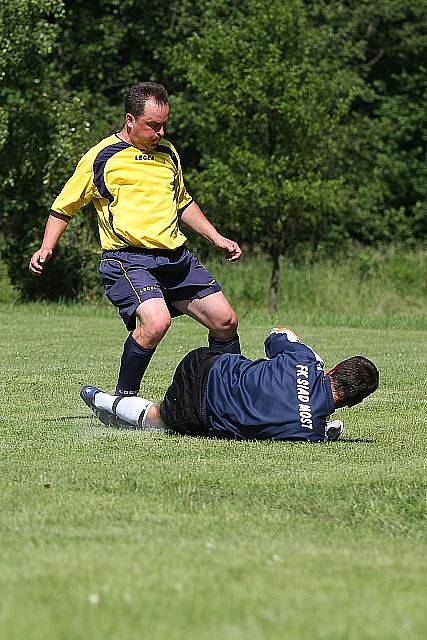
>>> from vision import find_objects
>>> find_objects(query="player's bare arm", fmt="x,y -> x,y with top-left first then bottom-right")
180,201 -> 242,261
29,214 -> 69,275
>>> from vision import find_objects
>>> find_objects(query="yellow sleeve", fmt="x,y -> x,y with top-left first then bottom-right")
51,151 -> 94,218
169,144 -> 192,212
177,178 -> 193,212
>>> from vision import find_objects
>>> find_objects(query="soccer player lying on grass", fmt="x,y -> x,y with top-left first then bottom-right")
81,328 -> 379,442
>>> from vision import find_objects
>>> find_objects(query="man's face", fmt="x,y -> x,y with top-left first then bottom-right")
126,98 -> 170,150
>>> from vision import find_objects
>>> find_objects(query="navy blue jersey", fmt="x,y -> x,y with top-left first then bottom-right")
204,330 -> 335,442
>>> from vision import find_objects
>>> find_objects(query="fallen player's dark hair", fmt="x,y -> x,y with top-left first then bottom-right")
125,82 -> 169,117
329,356 -> 379,407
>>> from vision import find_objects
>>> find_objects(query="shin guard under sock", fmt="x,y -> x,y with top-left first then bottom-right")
115,333 -> 156,396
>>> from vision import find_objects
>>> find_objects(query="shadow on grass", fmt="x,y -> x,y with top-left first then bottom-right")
48,416 -> 143,431
339,438 -> 375,443
45,418 -> 377,444
47,415 -> 92,422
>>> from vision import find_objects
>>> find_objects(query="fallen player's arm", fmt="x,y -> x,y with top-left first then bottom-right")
265,328 -> 324,366
264,327 -> 304,358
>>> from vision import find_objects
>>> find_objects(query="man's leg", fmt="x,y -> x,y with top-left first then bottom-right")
100,254 -> 172,397
114,396 -> 165,430
173,292 -> 241,354
81,386 -> 165,430
115,298 -> 171,396
144,403 -> 166,430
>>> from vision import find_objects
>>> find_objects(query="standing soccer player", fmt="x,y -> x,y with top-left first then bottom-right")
29,82 -> 242,397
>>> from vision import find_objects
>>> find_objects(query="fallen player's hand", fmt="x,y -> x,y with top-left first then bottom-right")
270,328 -> 301,342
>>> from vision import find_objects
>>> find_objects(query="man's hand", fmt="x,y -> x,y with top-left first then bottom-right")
29,248 -> 53,276
214,236 -> 242,261
28,214 -> 69,276
180,202 -> 242,260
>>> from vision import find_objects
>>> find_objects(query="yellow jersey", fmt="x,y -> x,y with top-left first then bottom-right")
51,134 -> 193,250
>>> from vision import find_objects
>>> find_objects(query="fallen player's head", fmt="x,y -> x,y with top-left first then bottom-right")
327,356 -> 379,408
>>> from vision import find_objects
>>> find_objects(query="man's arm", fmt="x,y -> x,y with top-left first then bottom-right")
28,214 -> 69,275
180,201 -> 242,261
29,149 -> 95,276
265,327 -> 325,366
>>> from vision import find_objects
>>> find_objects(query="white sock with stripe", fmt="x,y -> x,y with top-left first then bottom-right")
114,396 -> 154,427
93,391 -> 156,429
93,392 -> 116,413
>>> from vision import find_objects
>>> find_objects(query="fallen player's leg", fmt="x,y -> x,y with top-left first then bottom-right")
81,386 -> 165,430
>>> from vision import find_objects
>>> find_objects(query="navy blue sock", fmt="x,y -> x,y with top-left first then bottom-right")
208,333 -> 241,354
115,333 -> 156,396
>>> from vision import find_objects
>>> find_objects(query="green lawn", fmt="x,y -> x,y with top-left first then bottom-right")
0,304 -> 426,640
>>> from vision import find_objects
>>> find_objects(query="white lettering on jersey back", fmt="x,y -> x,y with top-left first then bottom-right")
296,364 -> 313,429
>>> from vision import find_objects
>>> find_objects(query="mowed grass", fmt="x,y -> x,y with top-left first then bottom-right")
0,303 -> 426,640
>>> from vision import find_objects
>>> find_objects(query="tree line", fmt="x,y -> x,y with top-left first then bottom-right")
1,0 -> 425,304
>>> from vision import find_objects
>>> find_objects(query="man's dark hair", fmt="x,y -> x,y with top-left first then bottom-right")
329,356 -> 379,407
125,82 -> 169,117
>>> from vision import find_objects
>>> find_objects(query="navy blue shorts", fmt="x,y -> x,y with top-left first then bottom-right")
99,245 -> 222,330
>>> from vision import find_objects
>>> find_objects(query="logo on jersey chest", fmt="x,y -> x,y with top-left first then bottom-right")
135,154 -> 155,161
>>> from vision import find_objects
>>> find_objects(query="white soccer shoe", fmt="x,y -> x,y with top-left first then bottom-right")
326,419 -> 344,441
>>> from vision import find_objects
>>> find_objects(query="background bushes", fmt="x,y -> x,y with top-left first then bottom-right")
0,0 -> 425,305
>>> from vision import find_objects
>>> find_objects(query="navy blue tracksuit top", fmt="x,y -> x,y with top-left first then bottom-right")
204,330 -> 336,442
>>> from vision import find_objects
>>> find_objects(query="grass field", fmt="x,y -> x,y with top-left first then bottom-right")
1,298 -> 426,640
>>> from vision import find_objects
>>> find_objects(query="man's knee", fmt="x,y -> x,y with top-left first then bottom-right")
212,308 -> 238,337
134,314 -> 171,347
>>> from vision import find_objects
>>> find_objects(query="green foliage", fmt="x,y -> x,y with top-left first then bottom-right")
169,0 -> 365,261
0,0 -> 425,301
0,0 -> 100,299
0,1 -> 173,300
0,85 -> 101,299
200,246 -> 427,329
2,246 -> 426,331
342,0 -> 427,243
0,0 -> 64,148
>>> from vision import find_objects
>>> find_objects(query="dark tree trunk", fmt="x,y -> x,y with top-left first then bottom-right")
268,250 -> 280,313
